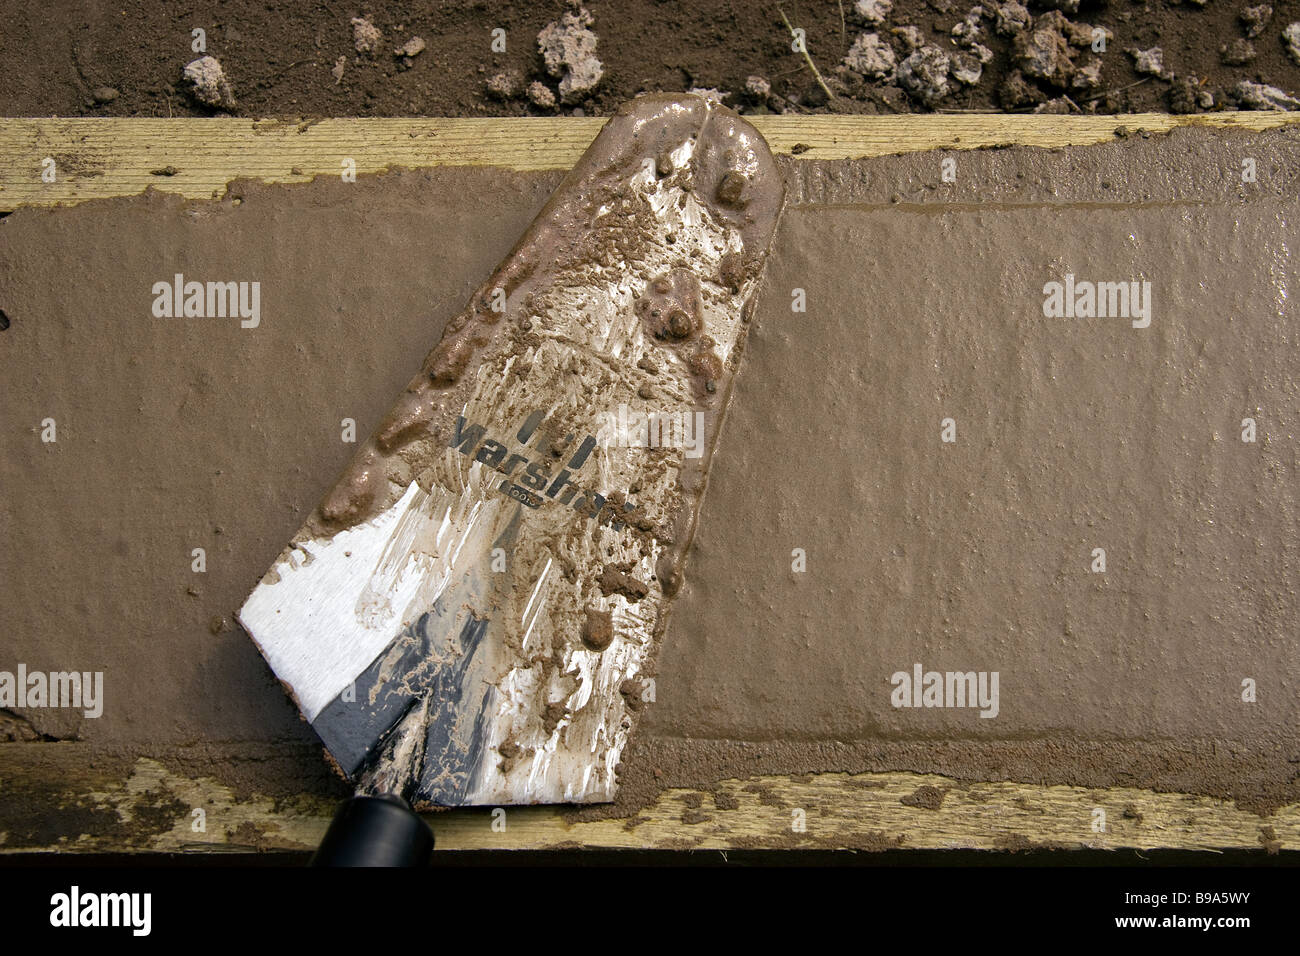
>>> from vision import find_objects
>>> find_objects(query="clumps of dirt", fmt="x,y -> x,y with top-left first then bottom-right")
1169,74 -> 1214,113
995,1 -> 1030,36
951,53 -> 983,87
1235,79 -> 1300,109
1258,825 -> 1282,854
635,269 -> 703,343
1015,11 -> 1077,88
844,33 -> 896,80
1241,5 -> 1273,39
396,36 -> 425,58
581,606 -> 615,651
350,17 -> 382,55
855,0 -> 893,25
15,0 -> 1300,117
897,45 -> 951,105
537,5 -> 604,104
181,56 -> 235,110
619,678 -> 647,712
477,4 -> 604,110
1285,23 -> 1300,65
527,81 -> 557,110
394,36 -> 426,69
599,565 -> 649,602
542,701 -> 568,735
900,784 -> 947,810
1128,46 -> 1172,80
486,70 -> 521,99
835,3 -> 1298,113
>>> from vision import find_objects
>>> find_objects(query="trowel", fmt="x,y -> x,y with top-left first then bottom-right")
238,93 -> 784,821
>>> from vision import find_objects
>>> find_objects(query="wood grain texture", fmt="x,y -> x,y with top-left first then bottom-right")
2,112 -> 1298,210
1,113 -> 1296,853
0,745 -> 1293,854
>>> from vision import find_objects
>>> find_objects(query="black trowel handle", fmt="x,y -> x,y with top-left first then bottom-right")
310,794 -> 434,867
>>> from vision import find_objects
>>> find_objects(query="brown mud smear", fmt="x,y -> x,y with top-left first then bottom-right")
609,123 -> 1300,819
2,124 -> 1297,817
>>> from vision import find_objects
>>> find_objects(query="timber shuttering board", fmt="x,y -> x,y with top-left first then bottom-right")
2,112 -> 1299,210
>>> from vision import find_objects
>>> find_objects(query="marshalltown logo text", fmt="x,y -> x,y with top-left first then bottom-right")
450,410 -> 640,530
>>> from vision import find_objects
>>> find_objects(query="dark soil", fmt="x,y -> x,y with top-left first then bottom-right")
2,1 -> 1299,117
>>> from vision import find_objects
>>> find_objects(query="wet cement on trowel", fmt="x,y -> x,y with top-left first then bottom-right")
2,126 -> 1297,826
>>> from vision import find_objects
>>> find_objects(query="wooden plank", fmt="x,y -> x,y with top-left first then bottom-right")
0,745 -> 1292,854
2,113 -> 1296,853
2,112 -> 1298,211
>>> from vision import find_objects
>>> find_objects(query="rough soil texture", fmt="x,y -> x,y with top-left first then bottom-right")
3,0 -> 1300,117
1,125 -> 1297,818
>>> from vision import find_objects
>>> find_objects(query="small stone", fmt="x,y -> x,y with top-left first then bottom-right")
1033,96 -> 1072,114
527,80 -> 557,109
891,25 -> 924,52
950,51 -> 983,86
1127,46 -> 1170,79
745,74 -> 772,99
1284,23 -> 1300,65
994,1 -> 1030,36
1065,22 -> 1111,48
687,86 -> 729,105
1072,58 -> 1103,90
331,55 -> 346,84
395,36 -> 426,58
897,45 -> 951,104
351,16 -> 382,55
854,0 -> 893,24
487,70 -> 520,98
1235,79 -> 1300,110
580,607 -> 614,651
844,32 -> 897,78
951,7 -> 985,45
538,5 -> 604,104
91,86 -> 119,104
717,171 -> 748,207
1240,5 -> 1272,38
1168,75 -> 1201,113
182,56 -> 236,110
1015,10 -> 1075,87
969,42 -> 995,64
1221,38 -> 1256,65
